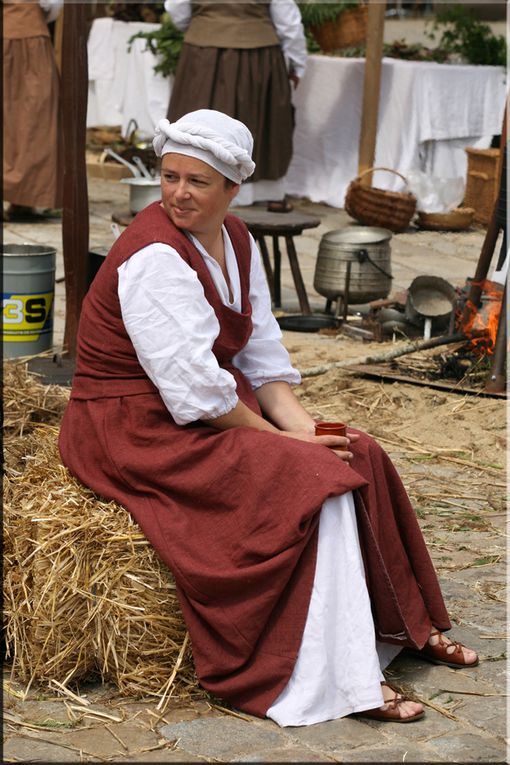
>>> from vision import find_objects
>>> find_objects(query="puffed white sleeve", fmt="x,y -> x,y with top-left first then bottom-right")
232,235 -> 301,389
38,0 -> 63,23
117,244 -> 239,425
269,0 -> 308,79
163,0 -> 192,30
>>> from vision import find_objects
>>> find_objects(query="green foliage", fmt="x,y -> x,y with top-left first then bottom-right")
128,13 -> 184,77
426,5 -> 507,66
297,1 -> 360,30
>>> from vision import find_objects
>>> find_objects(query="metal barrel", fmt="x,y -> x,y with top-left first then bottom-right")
3,244 -> 56,359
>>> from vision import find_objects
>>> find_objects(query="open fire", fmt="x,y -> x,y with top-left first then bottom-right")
458,279 -> 504,357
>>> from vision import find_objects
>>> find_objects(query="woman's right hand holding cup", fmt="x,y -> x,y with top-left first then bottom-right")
314,421 -> 358,461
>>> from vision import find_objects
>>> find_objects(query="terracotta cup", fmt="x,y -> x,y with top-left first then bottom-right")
315,421 -> 347,450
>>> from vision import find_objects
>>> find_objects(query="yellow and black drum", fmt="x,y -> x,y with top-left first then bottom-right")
3,244 -> 56,359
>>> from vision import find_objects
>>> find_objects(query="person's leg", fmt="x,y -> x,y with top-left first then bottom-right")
267,492 -> 423,726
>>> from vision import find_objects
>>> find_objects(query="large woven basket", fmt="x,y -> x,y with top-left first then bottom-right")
464,147 -> 500,226
311,5 -> 368,52
344,167 -> 417,233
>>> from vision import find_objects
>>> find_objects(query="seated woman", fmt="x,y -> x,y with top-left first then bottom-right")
59,109 -> 478,726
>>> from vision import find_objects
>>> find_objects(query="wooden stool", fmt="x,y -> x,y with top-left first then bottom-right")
232,209 -> 321,315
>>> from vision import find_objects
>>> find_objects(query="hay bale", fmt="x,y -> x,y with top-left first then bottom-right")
3,360 -> 201,707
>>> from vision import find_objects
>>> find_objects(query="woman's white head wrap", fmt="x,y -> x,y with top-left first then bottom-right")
153,109 -> 256,184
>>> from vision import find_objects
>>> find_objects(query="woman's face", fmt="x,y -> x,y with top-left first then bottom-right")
160,153 -> 239,238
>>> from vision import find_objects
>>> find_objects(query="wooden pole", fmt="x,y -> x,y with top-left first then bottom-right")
61,2 -> 90,359
358,0 -> 386,184
461,99 -> 507,326
53,5 -> 64,74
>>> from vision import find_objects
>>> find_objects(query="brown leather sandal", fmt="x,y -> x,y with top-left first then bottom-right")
407,629 -> 479,669
353,682 -> 425,724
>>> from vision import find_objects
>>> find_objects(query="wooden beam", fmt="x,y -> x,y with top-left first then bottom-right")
358,0 -> 386,184
61,2 -> 89,359
53,4 -> 64,74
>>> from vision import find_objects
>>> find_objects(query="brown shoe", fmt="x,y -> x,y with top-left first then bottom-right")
407,629 -> 479,669
353,682 -> 425,724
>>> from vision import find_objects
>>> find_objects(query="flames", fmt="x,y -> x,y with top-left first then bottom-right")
459,279 -> 503,356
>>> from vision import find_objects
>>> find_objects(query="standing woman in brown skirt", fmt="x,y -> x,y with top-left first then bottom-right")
164,0 -> 307,207
3,0 -> 63,222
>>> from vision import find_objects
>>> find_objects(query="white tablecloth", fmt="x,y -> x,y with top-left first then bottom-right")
86,20 -> 506,207
87,18 -> 171,140
286,55 -> 506,206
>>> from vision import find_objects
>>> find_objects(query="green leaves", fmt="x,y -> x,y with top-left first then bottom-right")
426,5 -> 507,67
128,14 -> 184,78
297,1 -> 360,30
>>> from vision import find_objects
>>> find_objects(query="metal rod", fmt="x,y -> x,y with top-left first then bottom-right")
338,261 -> 352,321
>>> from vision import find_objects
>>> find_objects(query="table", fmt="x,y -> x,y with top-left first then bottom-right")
232,209 -> 321,315
286,55 -> 506,207
87,20 -> 506,206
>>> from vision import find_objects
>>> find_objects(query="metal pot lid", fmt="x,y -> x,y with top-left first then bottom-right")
321,226 -> 393,245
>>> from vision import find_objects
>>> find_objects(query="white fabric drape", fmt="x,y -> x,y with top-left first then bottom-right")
267,493 -> 401,727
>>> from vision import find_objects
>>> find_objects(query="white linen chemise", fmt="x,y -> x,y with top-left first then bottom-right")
117,228 -> 400,725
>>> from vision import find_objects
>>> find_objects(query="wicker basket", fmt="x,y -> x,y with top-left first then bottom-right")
344,167 -> 417,233
464,148 -> 500,225
416,207 -> 475,231
311,5 -> 368,52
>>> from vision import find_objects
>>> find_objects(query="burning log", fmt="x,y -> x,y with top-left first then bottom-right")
459,279 -> 504,358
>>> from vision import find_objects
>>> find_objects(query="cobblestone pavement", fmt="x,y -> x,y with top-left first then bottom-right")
3,171 -> 507,762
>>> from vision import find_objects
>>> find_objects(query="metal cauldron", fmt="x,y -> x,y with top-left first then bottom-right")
314,227 -> 393,305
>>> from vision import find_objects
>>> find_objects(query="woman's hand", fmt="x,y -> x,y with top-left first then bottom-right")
289,72 -> 300,89
280,430 -> 360,462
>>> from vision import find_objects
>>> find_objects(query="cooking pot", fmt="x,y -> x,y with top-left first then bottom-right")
314,227 -> 393,305
120,177 -> 161,214
405,275 -> 457,332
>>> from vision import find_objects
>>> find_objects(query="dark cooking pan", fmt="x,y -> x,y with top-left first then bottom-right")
277,314 -> 340,332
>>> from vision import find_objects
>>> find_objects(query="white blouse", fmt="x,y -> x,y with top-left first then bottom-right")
117,228 -> 300,425
164,0 -> 308,78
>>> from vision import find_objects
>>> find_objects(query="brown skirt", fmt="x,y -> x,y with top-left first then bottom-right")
3,36 -> 63,208
168,44 -> 294,182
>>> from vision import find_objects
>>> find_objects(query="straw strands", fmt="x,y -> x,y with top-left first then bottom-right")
3,360 -> 201,707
